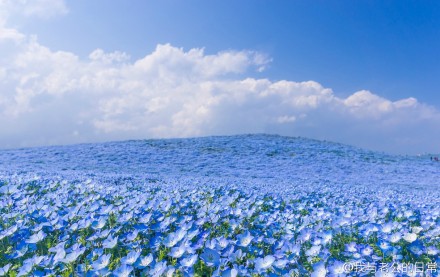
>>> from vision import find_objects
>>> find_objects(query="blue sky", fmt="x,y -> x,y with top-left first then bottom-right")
17,0 -> 440,105
1,0 -> 439,154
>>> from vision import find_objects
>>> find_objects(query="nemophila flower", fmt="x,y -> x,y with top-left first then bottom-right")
169,245 -> 186,258
298,228 -> 312,242
377,240 -> 391,251
344,242 -> 357,252
388,247 -> 403,261
120,250 -> 141,265
136,253 -> 153,268
273,258 -> 288,269
163,232 -> 181,248
327,260 -> 346,276
222,268 -> 238,277
236,231 -> 253,247
381,222 -> 394,234
13,244 -> 29,259
306,245 -> 321,257
222,244 -> 235,257
165,266 -> 176,277
92,254 -> 111,271
253,256 -> 275,274
26,230 -> 46,244
229,249 -> 244,263
17,261 -> 33,277
216,237 -> 229,249
408,241 -> 424,256
102,235 -> 118,248
113,264 -> 133,277
361,245 -> 373,256
311,261 -> 327,277
321,231 -> 333,245
48,241 -> 67,253
180,254 -> 198,268
63,247 -> 85,263
411,226 -> 423,234
96,229 -> 111,239
149,261 -> 167,277
52,248 -> 66,265
403,232 -> 417,243
126,229 -> 138,241
0,225 -> 17,240
92,217 -> 107,229
426,245 -> 439,255
0,264 -> 11,277
388,232 -> 401,243
149,234 -> 163,250
200,248 -> 221,267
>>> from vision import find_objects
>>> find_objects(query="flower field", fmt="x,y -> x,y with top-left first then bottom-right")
0,135 -> 439,276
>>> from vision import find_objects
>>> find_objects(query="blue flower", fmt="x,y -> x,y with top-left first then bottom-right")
200,248 -> 220,267
102,235 -> 118,249
254,255 -> 275,272
169,245 -> 186,258
113,264 -> 133,277
180,254 -> 198,268
92,254 -> 111,271
149,261 -> 167,277
120,250 -> 141,265
236,231 -> 253,247
26,230 -> 46,244
0,264 -> 11,277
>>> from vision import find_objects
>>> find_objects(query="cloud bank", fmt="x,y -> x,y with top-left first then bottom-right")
0,1 -> 439,154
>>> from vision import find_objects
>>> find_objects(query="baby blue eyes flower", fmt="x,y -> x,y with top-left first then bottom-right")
126,230 -> 138,241
344,242 -> 357,252
17,262 -> 33,277
136,253 -> 153,268
388,232 -> 401,243
426,246 -> 439,255
52,248 -> 66,265
149,261 -> 167,277
0,264 -> 11,276
91,217 -> 107,229
169,245 -> 186,258
63,247 -> 85,264
200,248 -> 220,267
120,250 -> 141,265
163,232 -> 180,248
102,235 -> 118,249
305,245 -> 321,257
236,231 -> 253,247
221,268 -> 238,277
310,261 -> 327,277
92,254 -> 111,271
26,230 -> 46,244
254,255 -> 275,272
328,260 -> 346,276
113,264 -> 133,277
377,240 -> 391,251
403,232 -> 417,243
180,254 -> 198,267
361,245 -> 373,256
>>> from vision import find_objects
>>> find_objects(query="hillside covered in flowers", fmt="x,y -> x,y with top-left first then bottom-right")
0,135 -> 439,276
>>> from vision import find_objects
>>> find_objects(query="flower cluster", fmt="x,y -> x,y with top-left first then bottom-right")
0,135 -> 439,276
0,175 -> 439,276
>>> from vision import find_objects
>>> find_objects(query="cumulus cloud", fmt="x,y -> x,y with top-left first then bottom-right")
0,4 -> 439,154
0,0 -> 68,20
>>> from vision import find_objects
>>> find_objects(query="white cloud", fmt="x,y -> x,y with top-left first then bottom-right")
0,4 -> 439,154
0,0 -> 68,20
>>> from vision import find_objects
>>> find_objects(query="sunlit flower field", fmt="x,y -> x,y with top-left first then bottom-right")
0,135 -> 439,276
